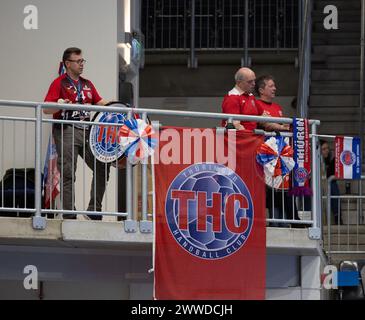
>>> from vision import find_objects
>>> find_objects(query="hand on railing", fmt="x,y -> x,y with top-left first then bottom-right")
57,99 -> 71,104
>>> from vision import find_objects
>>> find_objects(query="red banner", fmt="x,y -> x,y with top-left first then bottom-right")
154,128 -> 266,300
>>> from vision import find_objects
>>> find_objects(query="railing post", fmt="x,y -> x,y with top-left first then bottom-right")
298,0 -> 303,62
327,176 -> 333,263
309,122 -> 321,240
241,0 -> 250,67
188,0 -> 197,68
32,104 -> 46,230
139,112 -> 152,233
124,110 -> 137,233
361,0 -> 365,157
297,0 -> 311,118
359,0 -> 365,223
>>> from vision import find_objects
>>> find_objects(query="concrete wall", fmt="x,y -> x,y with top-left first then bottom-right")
0,220 -> 322,300
139,51 -> 299,127
0,245 -> 320,300
0,279 -> 130,300
0,245 -> 153,300
140,52 -> 299,98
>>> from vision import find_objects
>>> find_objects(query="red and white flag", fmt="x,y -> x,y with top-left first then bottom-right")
153,128 -> 266,300
43,136 -> 60,208
42,62 -> 64,208
335,136 -> 361,180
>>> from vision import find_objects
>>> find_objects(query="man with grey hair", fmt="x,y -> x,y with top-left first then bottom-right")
221,67 -> 259,131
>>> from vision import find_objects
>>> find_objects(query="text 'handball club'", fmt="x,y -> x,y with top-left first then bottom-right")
165,163 -> 254,260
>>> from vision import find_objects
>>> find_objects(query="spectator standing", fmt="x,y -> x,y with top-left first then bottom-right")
221,67 -> 259,131
44,47 -> 110,220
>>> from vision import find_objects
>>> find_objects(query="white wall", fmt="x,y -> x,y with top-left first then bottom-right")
0,0 -> 121,214
266,255 -> 322,300
0,0 -> 118,102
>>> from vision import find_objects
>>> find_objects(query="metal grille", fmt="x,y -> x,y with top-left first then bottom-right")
142,0 -> 299,50
324,176 -> 365,263
0,100 -> 321,233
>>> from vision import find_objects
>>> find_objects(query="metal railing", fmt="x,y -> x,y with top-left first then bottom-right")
0,99 -> 321,236
142,0 -> 299,51
255,129 -> 315,228
360,0 -> 365,163
325,175 -> 365,263
297,0 -> 311,118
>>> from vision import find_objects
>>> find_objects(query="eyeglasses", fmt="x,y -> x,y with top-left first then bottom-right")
67,59 -> 86,65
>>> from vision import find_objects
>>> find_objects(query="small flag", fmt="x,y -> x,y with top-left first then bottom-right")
335,136 -> 361,180
42,62 -> 64,207
256,136 -> 294,190
119,119 -> 156,165
58,61 -> 66,76
43,136 -> 60,208
256,136 -> 295,177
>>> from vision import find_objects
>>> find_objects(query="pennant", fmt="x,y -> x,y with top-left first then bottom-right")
42,62 -> 64,208
335,136 -> 361,180
43,136 -> 60,208
58,61 -> 66,76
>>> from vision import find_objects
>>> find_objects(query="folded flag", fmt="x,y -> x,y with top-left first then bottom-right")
256,136 -> 295,178
119,118 -> 156,164
43,136 -> 60,208
335,136 -> 361,180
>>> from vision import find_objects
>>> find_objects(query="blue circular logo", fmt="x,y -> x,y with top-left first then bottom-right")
294,167 -> 309,184
340,150 -> 356,166
89,112 -> 128,163
165,163 -> 254,260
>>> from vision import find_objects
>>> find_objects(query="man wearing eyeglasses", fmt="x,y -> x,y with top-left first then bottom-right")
221,67 -> 260,131
44,47 -> 109,220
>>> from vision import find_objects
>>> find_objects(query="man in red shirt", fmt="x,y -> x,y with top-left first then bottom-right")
255,75 -> 290,132
44,47 -> 109,220
221,67 -> 259,131
255,75 -> 299,226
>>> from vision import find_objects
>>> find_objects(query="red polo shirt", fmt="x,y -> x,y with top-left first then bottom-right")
256,99 -> 283,118
44,74 -> 102,120
221,87 -> 259,131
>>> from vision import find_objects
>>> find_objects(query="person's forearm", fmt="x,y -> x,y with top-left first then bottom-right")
43,108 -> 60,114
97,99 -> 108,106
233,120 -> 245,130
43,98 -> 71,114
264,122 -> 289,132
